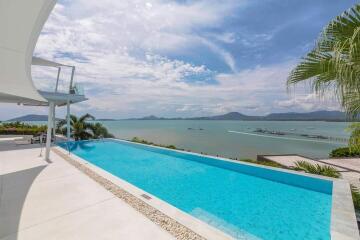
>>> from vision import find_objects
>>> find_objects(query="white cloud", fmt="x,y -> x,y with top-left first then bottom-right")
200,38 -> 237,72
210,32 -> 237,44
20,0 -> 340,120
275,93 -> 341,112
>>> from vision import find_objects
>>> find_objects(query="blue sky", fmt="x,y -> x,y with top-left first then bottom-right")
1,0 -> 358,120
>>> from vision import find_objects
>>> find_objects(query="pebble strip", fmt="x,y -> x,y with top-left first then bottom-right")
52,148 -> 206,240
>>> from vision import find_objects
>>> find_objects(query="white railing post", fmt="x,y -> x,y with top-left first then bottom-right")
69,66 -> 75,93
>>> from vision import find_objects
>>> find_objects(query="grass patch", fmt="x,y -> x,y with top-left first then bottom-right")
131,137 -> 183,150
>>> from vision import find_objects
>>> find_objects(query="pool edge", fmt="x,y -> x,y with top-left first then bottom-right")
331,180 -> 359,240
53,146 -> 234,240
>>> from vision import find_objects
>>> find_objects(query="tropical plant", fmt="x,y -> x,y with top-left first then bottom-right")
287,4 -> 360,117
57,114 -> 95,140
57,114 -> 114,140
347,122 -> 360,151
294,161 -> 340,178
90,122 -> 114,139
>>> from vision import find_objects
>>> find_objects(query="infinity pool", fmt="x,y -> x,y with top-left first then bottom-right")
59,139 -> 333,240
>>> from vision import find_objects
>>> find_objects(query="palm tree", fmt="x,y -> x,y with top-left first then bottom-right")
57,114 -> 95,140
287,4 -> 360,117
90,122 -> 114,139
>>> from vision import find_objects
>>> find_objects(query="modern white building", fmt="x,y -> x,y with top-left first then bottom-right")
0,0 -> 87,160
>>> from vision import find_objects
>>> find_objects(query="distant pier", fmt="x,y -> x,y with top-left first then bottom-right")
253,128 -> 348,143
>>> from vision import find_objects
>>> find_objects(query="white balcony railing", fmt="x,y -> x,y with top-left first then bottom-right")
31,57 -> 85,96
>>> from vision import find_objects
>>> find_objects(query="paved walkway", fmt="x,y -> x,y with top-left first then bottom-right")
0,141 -> 173,240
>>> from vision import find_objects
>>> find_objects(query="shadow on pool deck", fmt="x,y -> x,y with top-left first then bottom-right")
0,166 -> 46,239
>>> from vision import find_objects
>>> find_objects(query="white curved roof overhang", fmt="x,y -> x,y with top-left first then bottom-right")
32,56 -> 72,68
0,0 -> 57,104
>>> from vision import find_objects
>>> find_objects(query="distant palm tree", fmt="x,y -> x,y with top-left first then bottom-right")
90,122 -> 114,139
57,114 -> 95,140
287,4 -> 360,116
347,122 -> 360,151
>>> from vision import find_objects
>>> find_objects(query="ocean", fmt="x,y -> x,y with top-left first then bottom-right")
97,120 -> 350,159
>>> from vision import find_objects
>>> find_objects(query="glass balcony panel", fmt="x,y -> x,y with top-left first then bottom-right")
31,65 -> 84,95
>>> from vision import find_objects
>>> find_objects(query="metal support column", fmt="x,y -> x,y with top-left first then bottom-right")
52,105 -> 56,143
67,99 -> 71,141
45,102 -> 55,161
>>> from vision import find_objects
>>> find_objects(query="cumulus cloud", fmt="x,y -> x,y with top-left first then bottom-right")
20,0 -> 340,120
274,93 -> 342,112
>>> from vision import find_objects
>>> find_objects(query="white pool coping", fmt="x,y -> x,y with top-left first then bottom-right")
56,138 -> 360,240
54,145 -> 232,240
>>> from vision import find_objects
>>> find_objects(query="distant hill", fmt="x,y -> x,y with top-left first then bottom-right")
263,111 -> 347,121
8,110 -> 350,122
6,114 -> 62,122
129,110 -> 350,121
137,115 -> 162,120
188,112 -> 258,120
96,118 -> 117,121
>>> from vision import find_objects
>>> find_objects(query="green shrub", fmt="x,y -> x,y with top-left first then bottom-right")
330,147 -> 360,158
131,137 -> 184,150
0,122 -> 46,136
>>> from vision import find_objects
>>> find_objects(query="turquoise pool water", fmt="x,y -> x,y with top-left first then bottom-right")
59,140 -> 333,240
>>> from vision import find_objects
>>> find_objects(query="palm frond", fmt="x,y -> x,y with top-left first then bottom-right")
79,113 -> 95,122
288,3 -> 360,116
294,161 -> 340,178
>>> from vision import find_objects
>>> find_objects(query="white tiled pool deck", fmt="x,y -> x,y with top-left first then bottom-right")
0,141 -> 174,240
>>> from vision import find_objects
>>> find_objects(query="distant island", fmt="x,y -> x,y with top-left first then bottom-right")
4,110 -> 354,122
5,114 -> 63,122
128,111 -> 351,122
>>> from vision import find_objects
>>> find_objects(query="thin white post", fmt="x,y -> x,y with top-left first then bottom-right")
45,102 -> 55,161
67,99 -> 71,140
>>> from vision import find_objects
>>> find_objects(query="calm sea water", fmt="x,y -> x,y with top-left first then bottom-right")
97,120 -> 350,159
